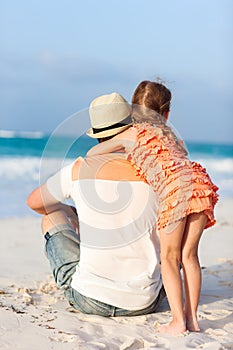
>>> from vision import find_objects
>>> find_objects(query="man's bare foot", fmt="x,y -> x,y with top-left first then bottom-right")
157,320 -> 187,336
186,318 -> 200,332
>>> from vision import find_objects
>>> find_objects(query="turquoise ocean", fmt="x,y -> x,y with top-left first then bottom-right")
0,129 -> 232,218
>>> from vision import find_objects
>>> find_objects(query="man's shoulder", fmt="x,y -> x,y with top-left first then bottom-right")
87,154 -> 141,182
72,154 -> 142,182
71,156 -> 84,180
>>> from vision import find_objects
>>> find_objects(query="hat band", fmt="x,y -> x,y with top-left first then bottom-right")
92,115 -> 132,134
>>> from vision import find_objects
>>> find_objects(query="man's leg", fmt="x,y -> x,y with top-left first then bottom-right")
41,210 -> 74,235
42,210 -> 80,288
41,210 -> 119,317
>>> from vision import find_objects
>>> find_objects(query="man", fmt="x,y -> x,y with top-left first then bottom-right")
27,93 -> 165,317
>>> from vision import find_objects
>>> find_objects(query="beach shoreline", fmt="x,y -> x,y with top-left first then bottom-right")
0,198 -> 232,349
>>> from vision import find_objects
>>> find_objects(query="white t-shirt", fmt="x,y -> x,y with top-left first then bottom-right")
46,156 -> 162,310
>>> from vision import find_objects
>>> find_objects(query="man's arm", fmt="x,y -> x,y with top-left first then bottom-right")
26,183 -> 77,218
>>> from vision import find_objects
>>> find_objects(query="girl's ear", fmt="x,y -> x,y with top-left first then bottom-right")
163,111 -> 170,121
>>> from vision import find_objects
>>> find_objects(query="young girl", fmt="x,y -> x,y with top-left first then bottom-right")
87,81 -> 219,335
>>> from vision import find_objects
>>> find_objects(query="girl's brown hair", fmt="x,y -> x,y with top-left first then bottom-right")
132,80 -> 171,116
132,80 -> 187,155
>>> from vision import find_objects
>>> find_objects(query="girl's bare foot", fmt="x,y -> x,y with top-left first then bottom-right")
186,318 -> 200,332
157,320 -> 187,336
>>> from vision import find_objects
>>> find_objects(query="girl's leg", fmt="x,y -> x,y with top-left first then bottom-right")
158,217 -> 187,335
181,212 -> 207,332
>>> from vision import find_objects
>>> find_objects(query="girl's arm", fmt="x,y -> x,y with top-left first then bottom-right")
87,127 -> 137,157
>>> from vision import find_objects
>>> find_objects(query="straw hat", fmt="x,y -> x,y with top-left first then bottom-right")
86,93 -> 132,138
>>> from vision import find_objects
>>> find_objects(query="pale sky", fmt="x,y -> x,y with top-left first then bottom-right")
1,0 -> 233,143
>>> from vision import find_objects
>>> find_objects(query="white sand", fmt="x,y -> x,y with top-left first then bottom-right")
0,198 -> 233,350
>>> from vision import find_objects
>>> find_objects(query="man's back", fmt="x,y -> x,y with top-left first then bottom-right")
47,153 -> 162,310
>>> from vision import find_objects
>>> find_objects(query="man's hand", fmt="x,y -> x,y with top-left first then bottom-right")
68,206 -> 80,234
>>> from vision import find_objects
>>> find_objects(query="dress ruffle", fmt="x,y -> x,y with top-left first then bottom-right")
127,123 -> 219,231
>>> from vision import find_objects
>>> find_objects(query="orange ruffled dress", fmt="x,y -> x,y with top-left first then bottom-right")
127,123 -> 219,230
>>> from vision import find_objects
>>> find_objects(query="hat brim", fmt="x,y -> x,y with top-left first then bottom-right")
86,124 -> 132,139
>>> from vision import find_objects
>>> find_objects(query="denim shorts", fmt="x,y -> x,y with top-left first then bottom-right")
45,224 -> 166,317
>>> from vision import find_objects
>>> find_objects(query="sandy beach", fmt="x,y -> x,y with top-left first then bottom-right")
0,198 -> 232,350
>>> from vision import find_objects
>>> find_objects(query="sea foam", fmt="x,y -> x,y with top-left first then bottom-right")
0,129 -> 45,139
0,154 -> 232,218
